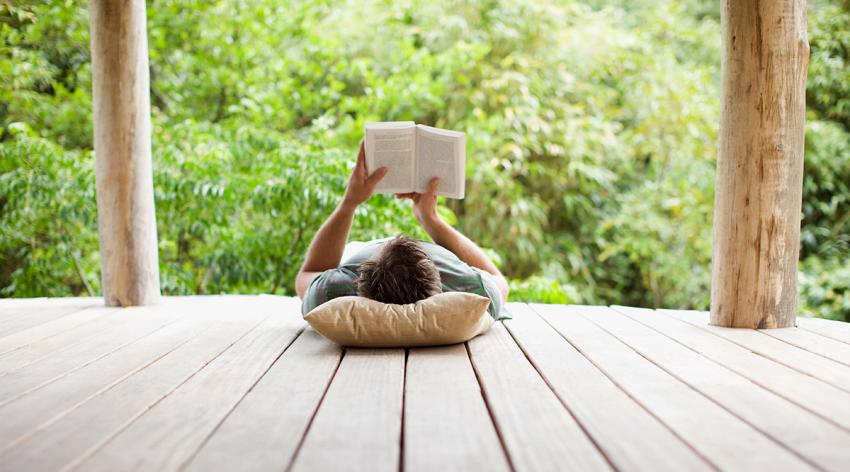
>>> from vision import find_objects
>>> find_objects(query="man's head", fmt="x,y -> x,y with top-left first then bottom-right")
356,235 -> 442,304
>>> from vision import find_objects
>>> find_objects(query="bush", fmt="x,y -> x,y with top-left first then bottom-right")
1,0 -> 848,322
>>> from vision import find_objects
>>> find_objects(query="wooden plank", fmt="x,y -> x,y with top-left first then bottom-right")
71,304 -> 304,471
0,297 -> 97,308
0,307 -> 147,372
668,310 -> 850,393
0,306 -> 117,356
467,322 -> 610,472
654,309 -> 850,431
0,308 -> 230,450
760,326 -> 850,367
0,301 -> 103,339
610,305 -> 850,471
797,317 -> 850,346
402,343 -> 511,472
0,306 -> 185,402
184,329 -> 343,472
504,303 -> 712,471
532,304 -> 813,471
0,305 -> 274,469
0,297 -> 99,317
290,348 -> 405,472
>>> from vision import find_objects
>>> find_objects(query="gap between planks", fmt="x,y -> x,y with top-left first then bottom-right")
608,305 -> 850,471
531,304 -> 815,471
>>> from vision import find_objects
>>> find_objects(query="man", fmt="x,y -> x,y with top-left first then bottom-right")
296,141 -> 509,319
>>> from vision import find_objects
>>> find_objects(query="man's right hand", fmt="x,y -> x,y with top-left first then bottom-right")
343,140 -> 388,208
396,177 -> 441,225
397,176 -> 510,301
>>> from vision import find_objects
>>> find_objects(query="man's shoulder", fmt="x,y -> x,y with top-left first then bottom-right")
301,266 -> 358,315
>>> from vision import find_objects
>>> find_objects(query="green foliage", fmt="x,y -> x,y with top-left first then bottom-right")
808,0 -> 850,130
0,130 -> 99,296
799,257 -> 850,322
1,0 -> 848,321
508,276 -> 581,305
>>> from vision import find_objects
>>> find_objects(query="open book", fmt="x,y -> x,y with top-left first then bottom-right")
364,122 -> 466,199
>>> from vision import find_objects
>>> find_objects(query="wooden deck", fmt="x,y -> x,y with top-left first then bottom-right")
0,296 -> 848,471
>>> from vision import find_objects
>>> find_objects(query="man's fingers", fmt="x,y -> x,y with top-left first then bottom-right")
426,177 -> 441,196
395,192 -> 415,199
367,166 -> 388,185
356,140 -> 367,176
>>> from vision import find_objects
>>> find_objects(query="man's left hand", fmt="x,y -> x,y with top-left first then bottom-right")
343,140 -> 388,207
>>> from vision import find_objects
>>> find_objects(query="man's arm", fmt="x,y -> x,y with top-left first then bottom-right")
396,178 -> 510,301
295,142 -> 387,299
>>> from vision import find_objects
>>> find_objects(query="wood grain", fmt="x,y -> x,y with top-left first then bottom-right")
0,312 -> 269,469
290,348 -> 405,472
797,317 -> 850,345
611,305 -> 850,471
72,306 -> 304,471
0,308 -> 147,373
505,303 -> 712,471
185,329 -> 343,472
89,0 -> 160,306
668,310 -> 850,393
533,304 -> 813,471
0,301 -> 103,339
0,314 -> 220,450
657,309 -> 850,430
0,309 -> 184,403
760,325 -> 850,367
0,306 -> 115,356
711,0 -> 809,328
467,321 -> 611,471
403,343 -> 510,472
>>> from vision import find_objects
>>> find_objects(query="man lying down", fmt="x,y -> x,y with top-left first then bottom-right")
295,141 -> 508,320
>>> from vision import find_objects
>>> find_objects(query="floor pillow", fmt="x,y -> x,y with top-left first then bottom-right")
303,291 -> 493,348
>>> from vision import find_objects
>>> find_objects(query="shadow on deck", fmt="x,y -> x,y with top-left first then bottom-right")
0,295 -> 848,471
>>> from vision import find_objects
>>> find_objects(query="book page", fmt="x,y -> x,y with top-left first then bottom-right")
364,122 -> 416,194
414,124 -> 465,199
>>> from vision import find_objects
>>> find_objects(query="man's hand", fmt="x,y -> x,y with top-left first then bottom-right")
397,176 -> 509,301
396,177 -> 441,224
343,141 -> 388,208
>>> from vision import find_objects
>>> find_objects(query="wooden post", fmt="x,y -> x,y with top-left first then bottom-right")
89,0 -> 160,306
711,0 -> 809,328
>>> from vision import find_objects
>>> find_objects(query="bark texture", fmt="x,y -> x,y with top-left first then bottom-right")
711,0 -> 809,328
90,0 -> 160,306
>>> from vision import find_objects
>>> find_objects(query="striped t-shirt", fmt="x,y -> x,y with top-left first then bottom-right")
301,238 -> 506,319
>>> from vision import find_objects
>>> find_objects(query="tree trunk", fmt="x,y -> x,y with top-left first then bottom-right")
711,0 -> 809,328
89,0 -> 160,306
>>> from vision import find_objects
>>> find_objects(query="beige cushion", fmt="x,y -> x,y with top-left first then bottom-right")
303,292 -> 494,348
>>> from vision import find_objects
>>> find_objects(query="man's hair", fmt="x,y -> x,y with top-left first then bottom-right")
356,235 -> 442,304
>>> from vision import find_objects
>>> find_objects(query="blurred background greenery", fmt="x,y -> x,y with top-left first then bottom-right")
1,0 -> 848,321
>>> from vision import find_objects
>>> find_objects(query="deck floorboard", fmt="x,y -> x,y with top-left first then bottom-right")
0,300 -> 102,338
611,306 -> 850,471
73,299 -> 303,472
671,310 -> 850,393
403,343 -> 511,472
533,304 -> 814,471
0,296 -> 848,471
0,306 -> 117,356
0,301 -> 271,470
186,329 -> 342,472
504,303 -> 712,472
290,348 -> 405,472
797,317 -> 850,345
467,321 -> 611,471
